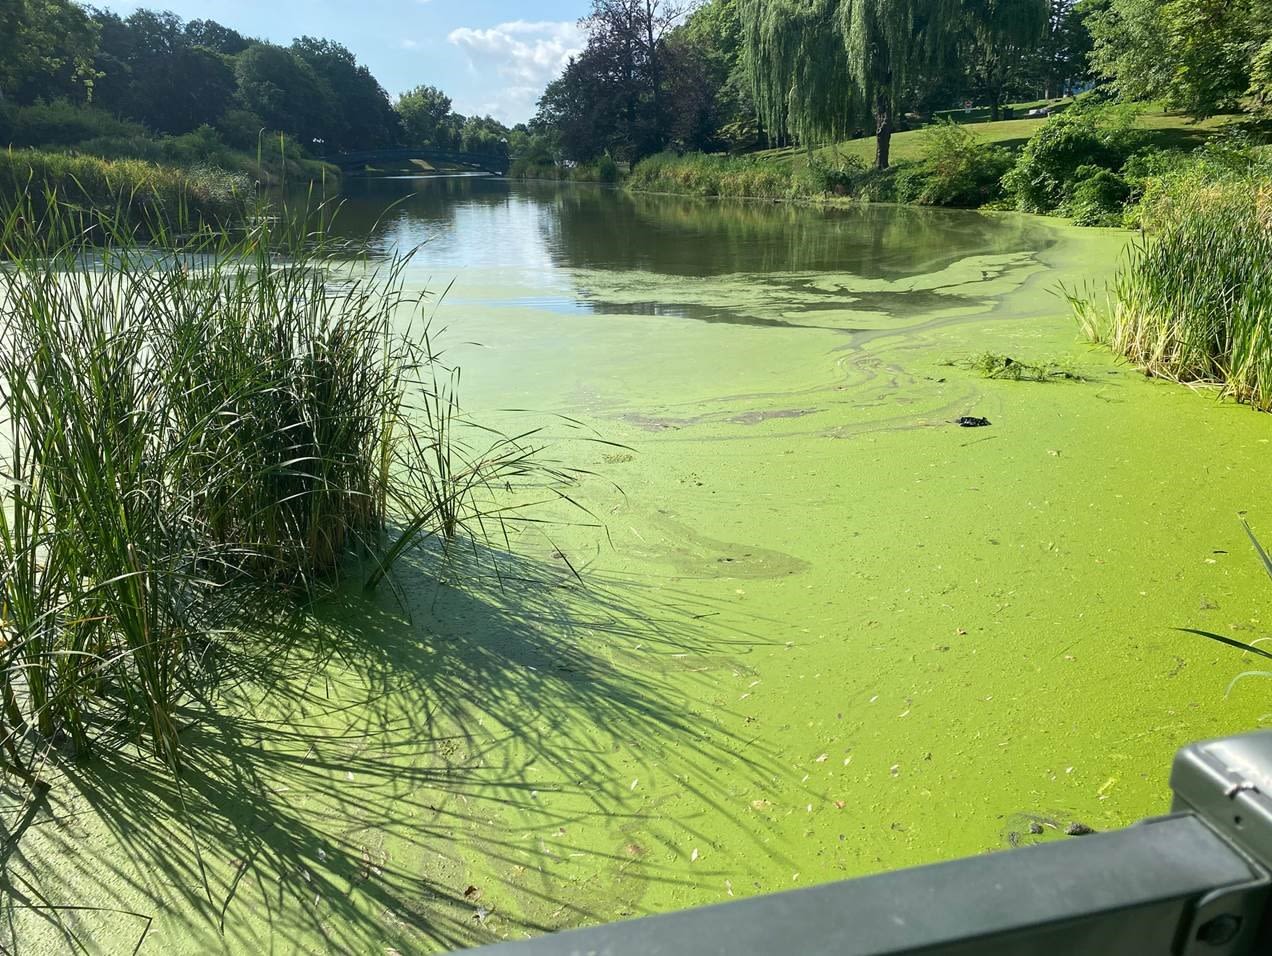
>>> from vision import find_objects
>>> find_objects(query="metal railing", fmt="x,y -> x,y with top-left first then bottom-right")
462,731 -> 1272,956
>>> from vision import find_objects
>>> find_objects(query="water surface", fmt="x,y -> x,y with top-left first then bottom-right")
10,176 -> 1272,954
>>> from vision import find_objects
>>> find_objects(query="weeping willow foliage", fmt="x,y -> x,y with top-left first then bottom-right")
741,0 -> 1046,158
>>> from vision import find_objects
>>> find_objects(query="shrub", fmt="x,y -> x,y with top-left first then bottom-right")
896,121 -> 1013,207
1066,167 -> 1131,226
628,152 -> 795,199
803,154 -> 866,195
1003,102 -> 1146,214
0,100 -> 149,150
595,153 -> 620,184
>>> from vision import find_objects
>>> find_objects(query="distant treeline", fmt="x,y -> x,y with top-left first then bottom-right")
0,1 -> 512,171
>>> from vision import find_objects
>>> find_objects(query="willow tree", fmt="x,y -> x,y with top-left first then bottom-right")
741,0 -> 1045,168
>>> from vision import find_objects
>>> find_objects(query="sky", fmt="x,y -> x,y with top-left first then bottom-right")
97,1 -> 595,125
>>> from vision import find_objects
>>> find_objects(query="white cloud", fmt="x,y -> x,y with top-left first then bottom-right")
447,20 -> 586,122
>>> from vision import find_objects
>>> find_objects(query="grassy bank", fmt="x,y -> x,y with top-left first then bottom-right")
0,201 -> 567,777
0,148 -> 254,232
627,104 -> 1237,210
0,100 -> 338,188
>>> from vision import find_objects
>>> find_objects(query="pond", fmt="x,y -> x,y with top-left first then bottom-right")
9,176 -> 1272,953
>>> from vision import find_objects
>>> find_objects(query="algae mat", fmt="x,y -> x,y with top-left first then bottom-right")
5,185 -> 1272,954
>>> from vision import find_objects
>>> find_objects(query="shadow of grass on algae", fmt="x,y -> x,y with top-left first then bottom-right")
2,544 -> 796,954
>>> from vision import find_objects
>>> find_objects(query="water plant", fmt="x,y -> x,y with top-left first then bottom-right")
949,352 -> 1081,382
0,196 -> 571,777
1068,165 -> 1272,410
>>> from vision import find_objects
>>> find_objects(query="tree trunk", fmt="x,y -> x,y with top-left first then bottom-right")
874,107 -> 892,171
990,99 -> 1001,122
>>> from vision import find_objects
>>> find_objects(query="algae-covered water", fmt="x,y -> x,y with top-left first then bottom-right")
8,178 -> 1272,954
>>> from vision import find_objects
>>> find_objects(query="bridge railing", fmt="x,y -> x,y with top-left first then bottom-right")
459,731 -> 1272,956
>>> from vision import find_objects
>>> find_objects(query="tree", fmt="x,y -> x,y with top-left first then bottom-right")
741,0 -> 1047,169
1083,0 -> 1268,117
1037,0 -> 1091,99
89,9 -> 235,134
234,43 -> 334,143
184,18 -> 250,55
960,0 -> 1049,120
0,0 -> 98,104
397,85 -> 454,149
291,37 -> 398,149
677,0 -> 763,150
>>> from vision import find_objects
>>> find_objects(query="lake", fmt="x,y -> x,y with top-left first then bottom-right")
11,176 -> 1272,954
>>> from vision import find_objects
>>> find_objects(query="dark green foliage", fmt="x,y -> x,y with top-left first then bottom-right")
292,37 -> 399,150
0,99 -> 148,148
1002,102 -> 1145,213
804,155 -> 867,195
0,0 -> 97,103
1065,166 -> 1129,226
595,154 -> 621,184
233,43 -> 333,144
894,121 -> 1012,206
1085,0 -> 1272,118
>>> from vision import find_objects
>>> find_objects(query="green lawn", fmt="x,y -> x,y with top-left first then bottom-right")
759,105 -> 1237,170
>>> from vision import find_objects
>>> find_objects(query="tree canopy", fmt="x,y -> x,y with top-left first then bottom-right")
1084,0 -> 1272,118
741,0 -> 1050,168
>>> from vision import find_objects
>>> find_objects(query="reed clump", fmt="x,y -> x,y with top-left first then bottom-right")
0,198 -> 567,777
1070,157 -> 1272,411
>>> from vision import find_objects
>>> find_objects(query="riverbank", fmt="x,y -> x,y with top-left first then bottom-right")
0,148 -> 254,230
622,104 -> 1239,217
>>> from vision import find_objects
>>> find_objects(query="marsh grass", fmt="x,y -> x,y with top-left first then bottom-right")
0,147 -> 251,237
0,195 -> 581,777
1069,163 -> 1272,410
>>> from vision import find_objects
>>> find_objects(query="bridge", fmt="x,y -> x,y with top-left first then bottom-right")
330,147 -> 509,176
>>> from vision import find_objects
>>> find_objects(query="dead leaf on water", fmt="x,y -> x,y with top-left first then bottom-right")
463,885 -> 482,901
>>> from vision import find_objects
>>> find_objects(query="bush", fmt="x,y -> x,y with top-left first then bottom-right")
894,122 -> 1013,207
802,154 -> 866,195
1066,167 -> 1131,226
0,100 -> 149,150
594,153 -> 620,184
1003,102 -> 1146,214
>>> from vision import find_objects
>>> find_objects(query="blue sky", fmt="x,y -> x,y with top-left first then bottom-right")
97,1 -> 594,124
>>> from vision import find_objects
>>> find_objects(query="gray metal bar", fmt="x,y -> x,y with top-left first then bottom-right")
462,814 -> 1267,956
